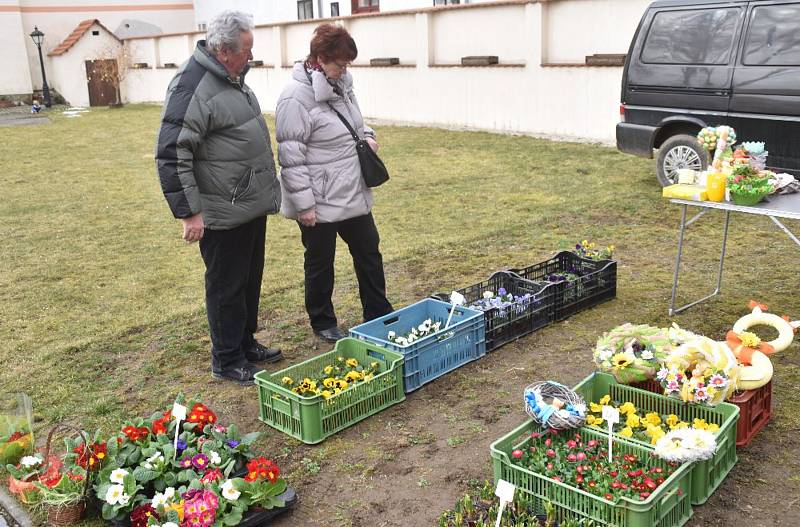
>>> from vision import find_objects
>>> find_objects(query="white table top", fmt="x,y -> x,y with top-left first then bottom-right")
670,193 -> 800,220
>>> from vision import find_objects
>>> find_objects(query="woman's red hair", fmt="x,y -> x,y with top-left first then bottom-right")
307,23 -> 357,65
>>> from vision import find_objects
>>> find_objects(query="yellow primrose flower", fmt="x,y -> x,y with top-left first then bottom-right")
620,427 -> 634,438
599,395 -> 611,406
323,366 -> 334,375
644,412 -> 662,427
590,402 -> 603,413
619,402 -> 637,415
346,358 -> 359,368
281,376 -> 294,386
626,413 -> 641,428
666,414 -> 680,428
673,421 -> 689,430
707,423 -> 719,433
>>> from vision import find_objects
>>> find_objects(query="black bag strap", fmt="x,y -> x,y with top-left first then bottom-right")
327,102 -> 361,143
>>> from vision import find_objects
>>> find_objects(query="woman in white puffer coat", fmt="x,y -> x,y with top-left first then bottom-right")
275,23 -> 393,343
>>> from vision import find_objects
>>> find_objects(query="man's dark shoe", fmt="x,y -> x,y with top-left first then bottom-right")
244,341 -> 283,363
313,326 -> 346,343
211,363 -> 263,386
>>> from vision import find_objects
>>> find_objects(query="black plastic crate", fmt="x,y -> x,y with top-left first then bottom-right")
509,251 -> 616,320
433,271 -> 557,351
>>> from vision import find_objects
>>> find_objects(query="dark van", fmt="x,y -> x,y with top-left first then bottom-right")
616,0 -> 800,185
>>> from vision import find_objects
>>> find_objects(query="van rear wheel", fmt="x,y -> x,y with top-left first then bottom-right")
656,134 -> 708,187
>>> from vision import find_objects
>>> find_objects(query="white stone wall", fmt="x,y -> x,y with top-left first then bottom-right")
124,0 -> 652,142
0,1 -> 33,95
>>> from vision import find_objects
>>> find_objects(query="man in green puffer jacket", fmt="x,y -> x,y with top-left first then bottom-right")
155,10 -> 283,385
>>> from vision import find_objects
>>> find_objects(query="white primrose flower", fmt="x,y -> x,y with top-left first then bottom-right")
118,494 -> 131,506
163,523 -> 179,527
110,468 -> 129,484
151,492 -> 169,508
105,484 -> 128,505
146,452 -> 164,464
164,487 -> 175,499
143,463 -> 153,469
221,479 -> 241,500
208,450 -> 221,465
20,455 -> 42,468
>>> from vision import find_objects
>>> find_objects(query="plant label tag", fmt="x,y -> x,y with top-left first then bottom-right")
494,480 -> 515,527
602,405 -> 620,425
495,479 -> 515,502
171,402 -> 187,421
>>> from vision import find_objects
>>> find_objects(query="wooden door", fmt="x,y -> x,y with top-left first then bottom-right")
85,59 -> 119,106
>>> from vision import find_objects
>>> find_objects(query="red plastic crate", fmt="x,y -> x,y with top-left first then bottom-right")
728,380 -> 772,447
629,378 -> 772,448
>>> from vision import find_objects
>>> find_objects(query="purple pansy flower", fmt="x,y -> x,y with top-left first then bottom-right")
225,439 -> 240,448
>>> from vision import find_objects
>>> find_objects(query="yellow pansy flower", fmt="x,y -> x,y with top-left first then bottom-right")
644,412 -> 662,427
321,390 -> 333,399
626,413 -> 641,428
345,371 -> 362,382
665,414 -> 680,428
346,358 -> 359,368
323,378 -> 336,388
323,366 -> 334,375
620,427 -> 634,438
619,402 -> 637,415
281,376 -> 294,386
364,373 -> 374,382
693,418 -> 708,430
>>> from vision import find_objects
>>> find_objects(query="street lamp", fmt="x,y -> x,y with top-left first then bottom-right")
29,26 -> 52,108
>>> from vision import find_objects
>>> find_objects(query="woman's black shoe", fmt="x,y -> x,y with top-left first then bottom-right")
313,327 -> 346,343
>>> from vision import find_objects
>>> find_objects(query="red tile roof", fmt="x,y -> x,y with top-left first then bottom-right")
48,19 -> 120,56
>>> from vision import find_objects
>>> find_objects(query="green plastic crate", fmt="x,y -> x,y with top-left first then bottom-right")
254,338 -> 405,444
573,372 -> 739,505
490,420 -> 694,527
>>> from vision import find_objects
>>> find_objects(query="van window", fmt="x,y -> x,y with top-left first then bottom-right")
742,4 -> 800,66
641,8 -> 740,65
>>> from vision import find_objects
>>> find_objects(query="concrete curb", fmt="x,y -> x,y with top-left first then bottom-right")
0,485 -> 32,527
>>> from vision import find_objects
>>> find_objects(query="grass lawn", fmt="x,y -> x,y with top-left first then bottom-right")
2,104 -> 799,526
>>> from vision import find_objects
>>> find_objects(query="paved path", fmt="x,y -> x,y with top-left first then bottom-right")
0,107 -> 51,127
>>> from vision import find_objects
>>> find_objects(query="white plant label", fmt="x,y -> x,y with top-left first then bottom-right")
602,405 -> 620,463
494,479 -> 516,527
172,402 -> 187,460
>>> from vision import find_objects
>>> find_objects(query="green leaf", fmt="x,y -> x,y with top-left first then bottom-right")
223,510 -> 242,525
239,432 -> 260,445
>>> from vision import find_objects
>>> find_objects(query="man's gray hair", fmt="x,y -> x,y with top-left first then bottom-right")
206,10 -> 254,52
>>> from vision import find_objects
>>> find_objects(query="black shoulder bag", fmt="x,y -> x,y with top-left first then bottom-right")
327,103 -> 390,188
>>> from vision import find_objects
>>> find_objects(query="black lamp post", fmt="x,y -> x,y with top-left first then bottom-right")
29,26 -> 52,108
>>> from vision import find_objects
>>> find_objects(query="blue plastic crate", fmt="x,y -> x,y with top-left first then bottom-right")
349,298 -> 486,392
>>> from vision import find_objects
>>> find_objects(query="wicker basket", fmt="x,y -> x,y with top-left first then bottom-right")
46,501 -> 86,526
524,381 -> 586,430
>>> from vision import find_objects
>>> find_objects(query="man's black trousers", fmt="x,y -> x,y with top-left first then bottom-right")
199,215 -> 266,370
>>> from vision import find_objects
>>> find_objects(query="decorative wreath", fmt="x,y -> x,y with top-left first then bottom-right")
658,336 -> 740,407
593,324 -> 673,384
724,300 -> 798,390
524,381 -> 587,430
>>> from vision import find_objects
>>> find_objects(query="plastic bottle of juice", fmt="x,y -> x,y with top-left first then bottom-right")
706,172 -> 727,202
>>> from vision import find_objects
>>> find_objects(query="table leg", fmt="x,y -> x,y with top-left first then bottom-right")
769,216 -> 800,248
669,208 -> 729,315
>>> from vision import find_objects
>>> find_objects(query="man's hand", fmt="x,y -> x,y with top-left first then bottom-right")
181,213 -> 205,242
298,209 -> 316,227
366,137 -> 379,153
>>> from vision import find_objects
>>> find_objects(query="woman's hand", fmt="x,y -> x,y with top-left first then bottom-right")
298,209 -> 317,227
366,137 -> 379,153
